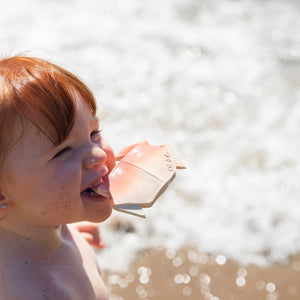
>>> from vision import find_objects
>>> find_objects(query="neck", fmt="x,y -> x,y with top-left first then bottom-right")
0,223 -> 68,254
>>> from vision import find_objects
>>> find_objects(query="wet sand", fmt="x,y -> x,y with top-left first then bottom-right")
103,248 -> 300,300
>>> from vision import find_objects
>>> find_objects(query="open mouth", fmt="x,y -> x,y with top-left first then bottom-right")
81,178 -> 111,199
81,187 -> 102,197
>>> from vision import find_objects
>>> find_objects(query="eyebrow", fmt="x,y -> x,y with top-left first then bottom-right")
92,115 -> 99,121
91,115 -> 100,125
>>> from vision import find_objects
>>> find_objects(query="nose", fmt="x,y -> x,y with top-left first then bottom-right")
83,145 -> 108,170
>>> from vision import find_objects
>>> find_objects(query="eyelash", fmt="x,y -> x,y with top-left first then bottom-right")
53,146 -> 72,159
53,130 -> 102,159
91,129 -> 102,136
91,129 -> 103,142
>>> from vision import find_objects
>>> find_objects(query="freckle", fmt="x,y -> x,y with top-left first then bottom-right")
64,200 -> 69,208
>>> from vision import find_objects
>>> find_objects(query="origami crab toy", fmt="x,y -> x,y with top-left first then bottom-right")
106,141 -> 186,218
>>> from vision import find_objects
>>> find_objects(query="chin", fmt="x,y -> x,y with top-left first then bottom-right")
89,205 -> 113,223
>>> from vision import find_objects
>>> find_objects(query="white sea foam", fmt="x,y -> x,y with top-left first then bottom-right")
1,0 -> 300,272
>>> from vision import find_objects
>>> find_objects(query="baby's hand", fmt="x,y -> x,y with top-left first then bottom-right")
71,221 -> 105,249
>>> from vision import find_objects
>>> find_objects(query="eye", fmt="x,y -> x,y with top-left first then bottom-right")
91,130 -> 102,143
53,146 -> 72,159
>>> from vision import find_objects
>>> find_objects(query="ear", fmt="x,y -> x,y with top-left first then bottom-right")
0,189 -> 6,201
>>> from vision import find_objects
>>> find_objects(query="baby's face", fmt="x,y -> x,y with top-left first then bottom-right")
0,94 -> 115,227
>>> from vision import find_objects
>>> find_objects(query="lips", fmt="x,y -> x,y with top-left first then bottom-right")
81,175 -> 111,200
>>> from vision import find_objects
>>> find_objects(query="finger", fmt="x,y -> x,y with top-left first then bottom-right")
80,232 -> 94,244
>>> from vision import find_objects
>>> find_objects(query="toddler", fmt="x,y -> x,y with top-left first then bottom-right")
0,56 -> 115,299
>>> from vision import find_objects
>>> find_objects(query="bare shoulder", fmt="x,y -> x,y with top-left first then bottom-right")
0,228 -> 109,300
0,251 -> 73,300
67,223 -> 99,260
0,255 -> 47,300
65,224 -> 110,299
66,224 -> 108,281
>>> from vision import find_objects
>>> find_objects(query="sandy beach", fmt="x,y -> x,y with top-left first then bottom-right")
103,248 -> 300,300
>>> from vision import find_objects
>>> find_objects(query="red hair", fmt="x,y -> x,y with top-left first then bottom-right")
0,56 -> 97,158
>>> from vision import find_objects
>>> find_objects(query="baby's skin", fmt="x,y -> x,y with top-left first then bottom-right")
0,224 -> 109,299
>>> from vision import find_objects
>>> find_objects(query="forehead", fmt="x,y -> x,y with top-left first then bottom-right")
15,95 -> 98,150
6,93 -> 97,153
75,93 -> 99,123
10,116 -> 53,158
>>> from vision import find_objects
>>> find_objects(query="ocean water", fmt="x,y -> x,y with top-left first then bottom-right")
1,0 -> 300,272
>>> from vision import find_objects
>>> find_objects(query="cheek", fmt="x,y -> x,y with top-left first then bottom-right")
54,172 -> 80,208
38,172 -> 82,218
45,168 -> 79,199
2,169 -> 36,202
9,165 -> 80,210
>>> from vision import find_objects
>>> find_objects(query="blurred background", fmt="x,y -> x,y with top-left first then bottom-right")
2,0 -> 300,279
